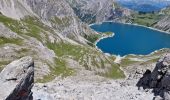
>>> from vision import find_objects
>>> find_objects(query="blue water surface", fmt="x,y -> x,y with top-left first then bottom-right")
90,22 -> 170,56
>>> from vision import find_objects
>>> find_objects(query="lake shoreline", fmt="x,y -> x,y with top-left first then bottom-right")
94,32 -> 115,57
91,21 -> 170,58
90,21 -> 170,35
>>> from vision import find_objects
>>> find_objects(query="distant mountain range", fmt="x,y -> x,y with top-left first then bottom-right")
116,0 -> 170,12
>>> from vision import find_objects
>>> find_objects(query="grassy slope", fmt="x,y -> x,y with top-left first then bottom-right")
131,12 -> 163,27
0,15 -> 125,82
47,42 -> 125,79
0,37 -> 23,46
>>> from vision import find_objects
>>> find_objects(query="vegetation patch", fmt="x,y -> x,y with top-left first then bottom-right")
131,13 -> 163,27
140,58 -> 159,65
84,34 -> 101,46
47,42 -> 85,60
99,63 -> 125,79
0,37 -> 23,45
85,34 -> 100,42
51,17 -> 63,25
84,32 -> 112,47
36,58 -> 75,83
103,32 -> 113,36
120,58 -> 141,67
0,15 -> 43,41
47,41 -> 125,78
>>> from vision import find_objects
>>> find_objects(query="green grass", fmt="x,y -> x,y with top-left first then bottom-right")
52,58 -> 74,77
22,16 -> 56,35
36,58 -> 75,83
47,42 -> 85,60
120,58 -> 140,67
99,63 -> 125,79
84,32 -> 113,47
0,15 -> 125,80
131,13 -> 162,27
51,17 -> 63,25
47,41 -> 100,68
47,41 -> 125,79
140,58 -> 159,65
0,15 -> 43,41
103,32 -> 113,36
84,34 -> 101,45
0,37 -> 23,45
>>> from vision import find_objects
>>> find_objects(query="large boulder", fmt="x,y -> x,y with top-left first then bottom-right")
0,56 -> 34,100
137,54 -> 170,100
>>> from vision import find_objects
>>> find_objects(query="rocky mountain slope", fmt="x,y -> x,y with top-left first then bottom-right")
154,16 -> 170,32
2,50 -> 170,100
0,0 -> 125,83
1,0 -> 170,100
0,0 -> 96,43
66,0 -> 114,23
67,0 -> 132,23
154,7 -> 170,32
33,53 -> 170,100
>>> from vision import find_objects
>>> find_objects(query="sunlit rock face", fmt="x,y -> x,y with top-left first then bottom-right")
0,56 -> 34,100
154,16 -> 170,33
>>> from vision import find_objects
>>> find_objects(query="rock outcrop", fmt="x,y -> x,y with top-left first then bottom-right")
137,54 -> 170,100
66,0 -> 115,23
0,0 -> 96,44
154,16 -> 170,33
67,0 -> 132,24
0,56 -> 34,100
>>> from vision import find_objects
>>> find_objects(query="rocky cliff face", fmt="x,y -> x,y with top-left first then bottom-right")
0,0 -> 35,19
67,0 -> 132,23
137,54 -> 170,100
154,16 -> 170,32
26,0 -> 96,43
0,0 -> 96,43
0,56 -> 34,100
67,0 -> 114,23
153,7 -> 170,33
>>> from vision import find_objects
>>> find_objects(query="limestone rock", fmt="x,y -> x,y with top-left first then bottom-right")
67,0 -> 132,23
137,54 -> 170,100
154,16 -> 170,33
0,0 -> 96,44
0,0 -> 36,19
0,56 -> 34,100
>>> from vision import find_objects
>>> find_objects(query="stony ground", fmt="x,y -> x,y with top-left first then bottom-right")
33,65 -> 155,100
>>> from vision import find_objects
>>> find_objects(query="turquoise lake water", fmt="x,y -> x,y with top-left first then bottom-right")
90,22 -> 170,56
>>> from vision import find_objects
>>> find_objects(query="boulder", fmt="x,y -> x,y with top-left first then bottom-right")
0,56 -> 34,100
137,54 -> 170,100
